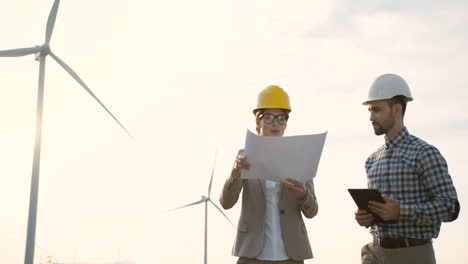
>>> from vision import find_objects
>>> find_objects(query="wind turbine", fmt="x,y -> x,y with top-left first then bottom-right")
169,151 -> 236,264
0,1 -> 134,264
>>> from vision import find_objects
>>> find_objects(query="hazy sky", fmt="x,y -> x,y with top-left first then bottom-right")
1,0 -> 467,263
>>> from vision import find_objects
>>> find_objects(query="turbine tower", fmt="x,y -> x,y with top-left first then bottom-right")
0,1 -> 134,263
169,151 -> 236,264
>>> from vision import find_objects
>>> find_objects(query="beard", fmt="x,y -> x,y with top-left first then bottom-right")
373,123 -> 385,135
372,118 -> 394,136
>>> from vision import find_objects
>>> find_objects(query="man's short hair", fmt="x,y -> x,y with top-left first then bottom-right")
388,95 -> 407,117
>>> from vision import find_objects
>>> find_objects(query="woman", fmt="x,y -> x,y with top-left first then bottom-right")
220,85 -> 319,264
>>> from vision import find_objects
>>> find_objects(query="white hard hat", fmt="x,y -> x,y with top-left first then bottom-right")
363,73 -> 413,105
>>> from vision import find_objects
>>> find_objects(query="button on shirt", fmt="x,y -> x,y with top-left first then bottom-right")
365,127 -> 459,239
257,180 -> 288,261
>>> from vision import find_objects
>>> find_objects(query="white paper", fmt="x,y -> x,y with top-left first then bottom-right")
241,130 -> 327,183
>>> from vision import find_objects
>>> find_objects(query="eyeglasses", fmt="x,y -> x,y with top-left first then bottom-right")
259,113 -> 289,125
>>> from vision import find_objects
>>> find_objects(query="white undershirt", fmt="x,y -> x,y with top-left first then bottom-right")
257,180 -> 288,260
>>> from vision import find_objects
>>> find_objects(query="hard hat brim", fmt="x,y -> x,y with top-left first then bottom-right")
253,107 -> 292,115
362,97 -> 413,105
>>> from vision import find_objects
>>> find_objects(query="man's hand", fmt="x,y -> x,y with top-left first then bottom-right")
368,196 -> 400,221
231,151 -> 250,178
281,178 -> 307,200
355,210 -> 374,227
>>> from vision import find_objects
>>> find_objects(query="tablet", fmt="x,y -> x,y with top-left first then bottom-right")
348,188 -> 385,211
348,189 -> 396,224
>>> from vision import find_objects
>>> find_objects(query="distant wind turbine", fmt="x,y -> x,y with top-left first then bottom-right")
0,1 -> 134,264
169,151 -> 236,264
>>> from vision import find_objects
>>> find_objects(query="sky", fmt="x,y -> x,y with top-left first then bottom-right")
0,0 -> 467,263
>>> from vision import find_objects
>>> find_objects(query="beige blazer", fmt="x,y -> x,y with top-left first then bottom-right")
219,175 -> 318,260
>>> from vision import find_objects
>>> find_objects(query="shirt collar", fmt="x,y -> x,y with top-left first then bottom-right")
385,127 -> 409,150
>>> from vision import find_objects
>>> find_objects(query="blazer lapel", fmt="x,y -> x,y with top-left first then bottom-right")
258,179 -> 266,197
280,182 -> 286,202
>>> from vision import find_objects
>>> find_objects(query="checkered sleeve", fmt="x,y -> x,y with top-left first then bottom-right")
400,145 -> 459,224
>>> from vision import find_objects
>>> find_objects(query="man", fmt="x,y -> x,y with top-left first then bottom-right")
355,74 -> 460,264
220,85 -> 318,264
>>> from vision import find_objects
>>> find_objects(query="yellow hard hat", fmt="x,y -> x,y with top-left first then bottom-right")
253,85 -> 291,114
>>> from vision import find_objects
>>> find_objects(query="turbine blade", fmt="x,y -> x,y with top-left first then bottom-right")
168,199 -> 205,212
207,148 -> 218,197
0,46 -> 42,57
208,199 -> 236,229
49,51 -> 135,141
45,0 -> 61,44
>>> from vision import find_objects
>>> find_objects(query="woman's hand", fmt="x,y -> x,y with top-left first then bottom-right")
281,178 -> 307,200
231,150 -> 250,178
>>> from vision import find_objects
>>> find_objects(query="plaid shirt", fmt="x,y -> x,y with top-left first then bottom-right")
365,127 -> 459,239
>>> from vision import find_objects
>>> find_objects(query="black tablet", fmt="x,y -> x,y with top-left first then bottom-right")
348,188 -> 385,211
348,189 -> 396,224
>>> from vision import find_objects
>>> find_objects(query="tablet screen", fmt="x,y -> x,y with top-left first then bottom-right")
348,188 -> 385,210
348,189 -> 396,223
